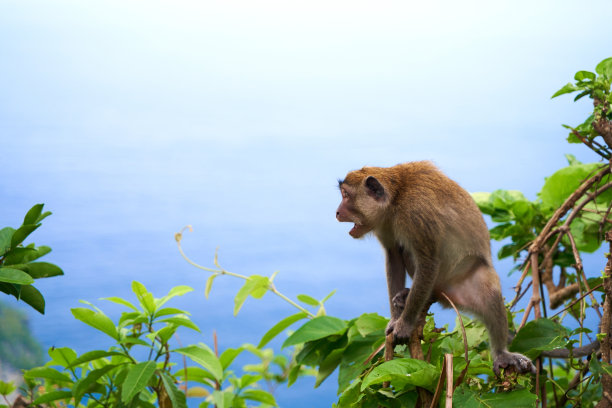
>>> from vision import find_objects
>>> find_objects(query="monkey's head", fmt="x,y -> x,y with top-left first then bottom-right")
336,167 -> 392,238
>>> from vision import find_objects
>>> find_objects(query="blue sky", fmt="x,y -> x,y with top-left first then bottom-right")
2,1 -> 612,406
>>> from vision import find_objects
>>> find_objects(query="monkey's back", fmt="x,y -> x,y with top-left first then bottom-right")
387,161 -> 493,277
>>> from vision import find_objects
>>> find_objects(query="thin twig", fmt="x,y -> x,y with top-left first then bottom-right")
551,283 -> 603,318
519,300 -> 534,330
439,291 -> 470,389
429,358 -> 447,408
511,262 -> 532,308
511,281 -> 533,311
601,199 -> 612,238
566,231 -> 603,318
175,226 -> 315,318
571,129 -> 612,159
528,252 -> 543,404
540,227 -> 567,274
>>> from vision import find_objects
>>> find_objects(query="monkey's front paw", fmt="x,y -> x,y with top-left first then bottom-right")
386,319 -> 413,345
392,288 -> 410,312
493,352 -> 536,376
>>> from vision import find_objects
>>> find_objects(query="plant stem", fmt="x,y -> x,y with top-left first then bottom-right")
176,227 -> 315,318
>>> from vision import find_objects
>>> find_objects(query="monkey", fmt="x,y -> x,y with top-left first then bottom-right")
336,161 -> 536,375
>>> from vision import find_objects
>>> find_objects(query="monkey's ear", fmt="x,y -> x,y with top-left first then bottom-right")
365,176 -> 385,199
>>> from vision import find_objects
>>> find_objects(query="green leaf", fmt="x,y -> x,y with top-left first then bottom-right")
575,70 -> 596,81
219,347 -> 243,370
158,316 -> 201,332
160,372 -> 187,408
174,344 -> 224,382
574,89 -> 591,102
10,262 -> 63,279
241,389 -> 277,406
552,82 -> 578,98
156,285 -> 193,308
102,296 -> 139,312
23,204 -> 44,225
121,361 -> 157,403
154,307 -> 189,319
174,366 -> 217,385
156,325 -> 179,344
4,245 -> 51,265
73,364 -> 118,401
48,347 -> 77,368
511,201 -> 534,223
539,162 -> 602,210
233,275 -> 270,316
297,294 -> 319,306
68,350 -> 127,368
132,281 -> 156,314
0,268 -> 34,285
361,358 -> 439,391
71,307 -> 119,340
282,316 -> 347,348
565,153 -> 581,166
471,192 -> 493,214
19,285 -> 45,314
211,390 -> 234,408
569,217 -> 601,253
10,224 -> 40,249
596,57 -> 612,77
453,385 -> 537,407
258,312 -> 308,348
0,228 -> 15,256
315,348 -> 342,387
510,318 -> 570,359
354,313 -> 387,337
321,289 -> 336,303
24,367 -> 72,383
205,273 -> 218,299
32,390 -> 73,405
0,380 -> 16,396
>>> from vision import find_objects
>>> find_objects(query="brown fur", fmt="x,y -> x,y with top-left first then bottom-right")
337,161 -> 535,375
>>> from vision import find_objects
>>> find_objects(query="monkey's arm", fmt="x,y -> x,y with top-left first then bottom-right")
385,247 -> 406,321
388,249 -> 438,343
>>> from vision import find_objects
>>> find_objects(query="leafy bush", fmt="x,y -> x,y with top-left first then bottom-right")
0,204 -> 63,314
20,281 -> 312,408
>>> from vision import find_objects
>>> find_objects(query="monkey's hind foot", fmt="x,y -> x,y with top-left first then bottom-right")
493,351 -> 536,376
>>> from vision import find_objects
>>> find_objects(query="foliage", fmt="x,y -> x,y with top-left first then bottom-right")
0,204 -> 63,314
21,281 -> 315,407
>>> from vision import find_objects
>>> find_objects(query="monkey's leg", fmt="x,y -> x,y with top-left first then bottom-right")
467,267 -> 536,376
485,293 -> 535,376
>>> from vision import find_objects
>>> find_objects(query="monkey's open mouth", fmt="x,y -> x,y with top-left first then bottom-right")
349,223 -> 369,238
